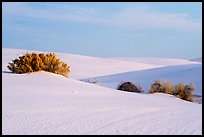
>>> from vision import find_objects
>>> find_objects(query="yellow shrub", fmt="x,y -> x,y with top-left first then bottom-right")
150,80 -> 195,102
175,83 -> 185,97
149,80 -> 174,95
7,52 -> 70,78
163,82 -> 174,95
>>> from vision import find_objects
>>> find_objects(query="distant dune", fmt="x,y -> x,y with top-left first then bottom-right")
82,63 -> 202,95
190,57 -> 202,63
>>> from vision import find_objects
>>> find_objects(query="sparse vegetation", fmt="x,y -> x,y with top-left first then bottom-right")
163,81 -> 174,95
149,80 -> 165,94
149,80 -> 174,95
175,83 -> 195,102
149,80 -> 195,102
116,80 -> 196,102
174,83 -> 185,97
7,52 -> 70,78
117,82 -> 144,93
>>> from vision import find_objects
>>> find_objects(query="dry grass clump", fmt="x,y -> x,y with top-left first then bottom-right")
149,80 -> 195,102
149,80 -> 174,95
163,82 -> 174,95
149,80 -> 164,93
7,52 -> 70,78
175,83 -> 195,102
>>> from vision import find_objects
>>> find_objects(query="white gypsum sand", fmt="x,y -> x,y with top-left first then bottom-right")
2,48 -> 202,135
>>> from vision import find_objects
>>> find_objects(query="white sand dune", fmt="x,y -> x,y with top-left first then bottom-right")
190,57 -> 202,63
83,63 -> 202,95
2,48 -> 161,79
109,57 -> 200,66
2,48 -> 202,135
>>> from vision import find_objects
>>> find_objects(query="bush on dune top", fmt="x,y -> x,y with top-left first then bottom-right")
149,80 -> 174,95
175,83 -> 195,102
117,81 -> 144,93
149,80 -> 195,102
7,52 -> 70,78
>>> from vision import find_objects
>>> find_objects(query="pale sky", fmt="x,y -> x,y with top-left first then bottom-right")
2,2 -> 202,59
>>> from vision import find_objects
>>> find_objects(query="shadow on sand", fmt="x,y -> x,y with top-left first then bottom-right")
2,71 -> 13,74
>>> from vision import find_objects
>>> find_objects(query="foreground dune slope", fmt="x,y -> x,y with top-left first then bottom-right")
2,48 -> 202,135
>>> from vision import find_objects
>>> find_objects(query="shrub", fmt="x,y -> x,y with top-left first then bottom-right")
149,80 -> 174,95
149,80 -> 165,93
117,82 -> 144,93
175,83 -> 195,102
163,82 -> 174,95
184,83 -> 195,102
174,83 -> 185,97
7,52 -> 70,78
